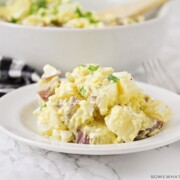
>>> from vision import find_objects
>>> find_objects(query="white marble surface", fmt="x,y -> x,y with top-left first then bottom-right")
1,132 -> 180,180
1,1 -> 180,180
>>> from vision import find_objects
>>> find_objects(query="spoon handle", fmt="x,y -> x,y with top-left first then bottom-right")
98,0 -> 167,18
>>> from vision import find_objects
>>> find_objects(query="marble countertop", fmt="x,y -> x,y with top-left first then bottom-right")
1,132 -> 180,180
1,1 -> 180,180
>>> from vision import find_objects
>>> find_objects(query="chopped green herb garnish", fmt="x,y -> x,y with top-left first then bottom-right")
88,65 -> 99,72
36,0 -> 47,8
75,8 -> 99,24
89,19 -> 100,24
40,104 -> 47,111
107,75 -> 119,82
85,12 -> 92,18
86,12 -> 99,24
53,7 -> 58,15
80,87 -> 86,96
29,0 -> 47,14
10,17 -> 18,23
40,11 -> 46,16
75,7 -> 84,17
29,4 -> 39,14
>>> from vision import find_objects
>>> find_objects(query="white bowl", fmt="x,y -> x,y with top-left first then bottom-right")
0,0 -> 170,73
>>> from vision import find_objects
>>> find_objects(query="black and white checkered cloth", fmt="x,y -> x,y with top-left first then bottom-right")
0,56 -> 40,97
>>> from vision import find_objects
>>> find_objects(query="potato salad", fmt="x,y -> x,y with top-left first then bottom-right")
0,0 -> 143,28
34,64 -> 172,144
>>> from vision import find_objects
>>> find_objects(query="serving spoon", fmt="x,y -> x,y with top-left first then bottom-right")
98,0 -> 168,18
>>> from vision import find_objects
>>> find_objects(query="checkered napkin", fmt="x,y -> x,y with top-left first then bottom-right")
0,56 -> 40,97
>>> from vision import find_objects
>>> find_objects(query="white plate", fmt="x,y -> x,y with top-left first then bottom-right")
0,82 -> 180,155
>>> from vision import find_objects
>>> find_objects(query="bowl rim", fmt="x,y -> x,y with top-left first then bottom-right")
0,1 -> 170,32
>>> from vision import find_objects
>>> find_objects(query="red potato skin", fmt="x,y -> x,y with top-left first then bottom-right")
135,121 -> 164,140
38,89 -> 53,102
148,121 -> 164,131
76,130 -> 90,144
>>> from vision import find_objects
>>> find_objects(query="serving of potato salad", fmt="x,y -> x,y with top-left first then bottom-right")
0,0 -> 143,28
34,64 -> 172,144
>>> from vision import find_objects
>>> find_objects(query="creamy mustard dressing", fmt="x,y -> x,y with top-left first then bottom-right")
34,64 -> 172,144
